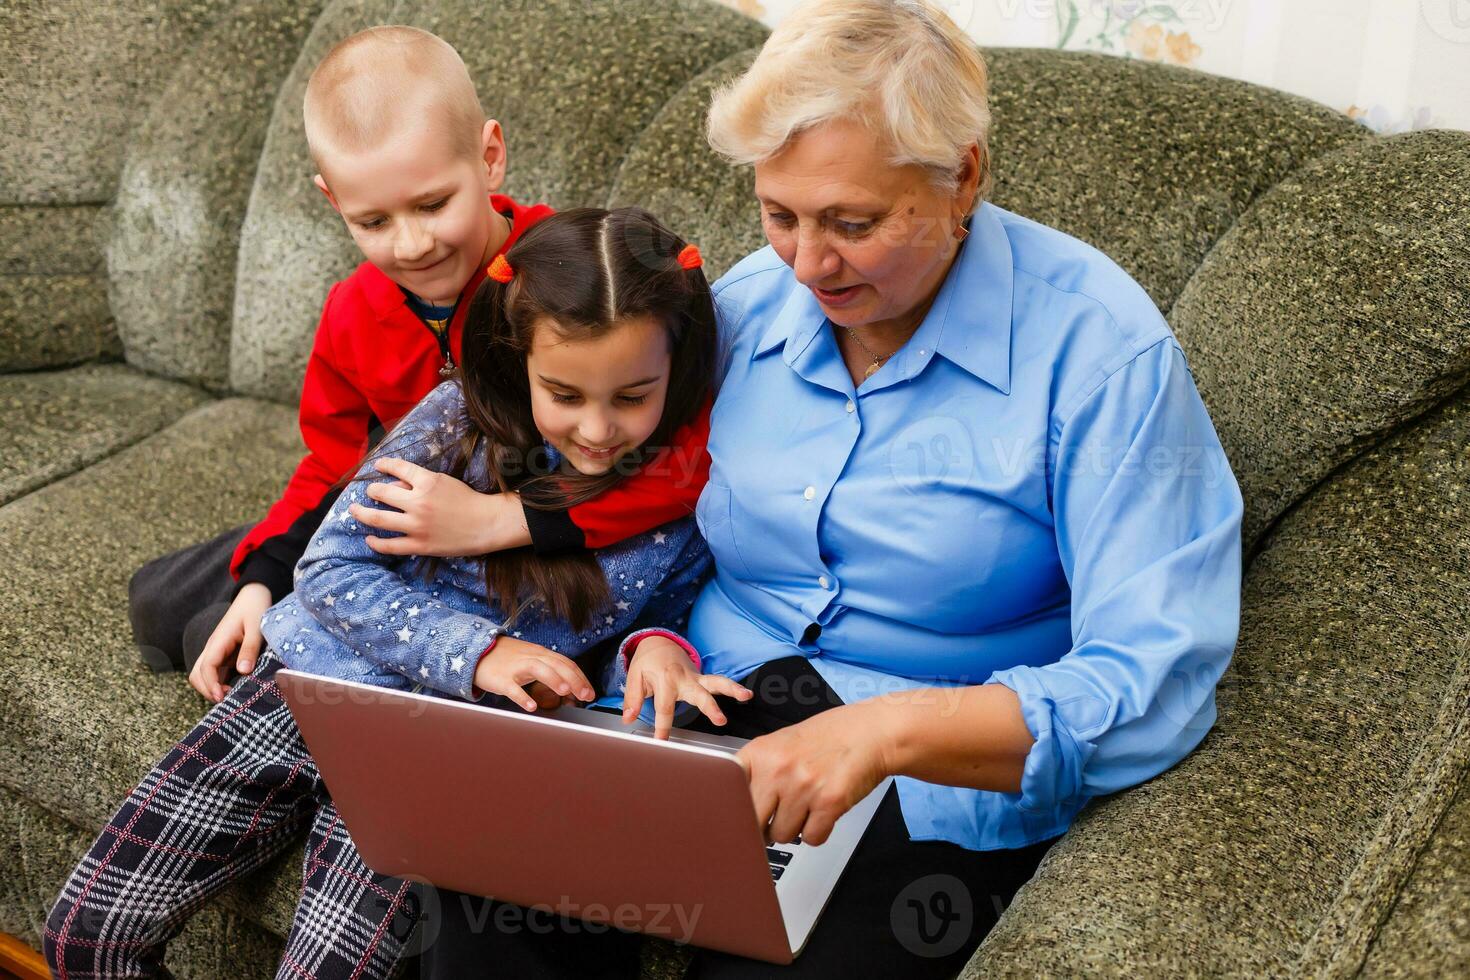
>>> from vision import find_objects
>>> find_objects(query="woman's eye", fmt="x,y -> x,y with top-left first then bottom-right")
358,218 -> 385,231
764,211 -> 796,228
835,219 -> 874,237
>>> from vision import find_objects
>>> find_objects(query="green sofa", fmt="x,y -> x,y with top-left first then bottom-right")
2,1 -> 1467,977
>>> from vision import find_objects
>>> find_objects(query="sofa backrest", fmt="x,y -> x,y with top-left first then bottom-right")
1170,130 -> 1470,550
0,0 -> 242,373
226,0 -> 766,405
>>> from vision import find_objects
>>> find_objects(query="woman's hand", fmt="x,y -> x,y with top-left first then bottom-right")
473,635 -> 595,712
737,701 -> 894,846
349,457 -> 532,557
622,637 -> 753,739
189,582 -> 273,703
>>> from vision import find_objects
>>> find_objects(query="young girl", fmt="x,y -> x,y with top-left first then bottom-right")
45,207 -> 751,980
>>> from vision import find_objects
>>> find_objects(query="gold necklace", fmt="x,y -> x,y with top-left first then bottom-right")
840,324 -> 899,380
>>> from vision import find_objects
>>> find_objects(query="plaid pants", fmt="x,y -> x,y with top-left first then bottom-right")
44,647 -> 420,979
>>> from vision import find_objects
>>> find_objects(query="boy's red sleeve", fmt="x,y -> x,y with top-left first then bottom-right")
228,285 -> 377,596
523,399 -> 712,554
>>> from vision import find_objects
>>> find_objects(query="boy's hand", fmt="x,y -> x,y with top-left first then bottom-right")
474,635 -> 596,712
351,458 -> 532,557
622,637 -> 753,740
189,582 -> 272,703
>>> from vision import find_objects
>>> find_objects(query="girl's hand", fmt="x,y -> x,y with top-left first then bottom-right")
474,635 -> 595,712
350,458 -> 532,558
622,637 -> 754,740
189,582 -> 272,703
736,702 -> 893,847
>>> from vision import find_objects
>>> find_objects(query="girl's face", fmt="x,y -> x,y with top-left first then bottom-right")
526,314 -> 672,475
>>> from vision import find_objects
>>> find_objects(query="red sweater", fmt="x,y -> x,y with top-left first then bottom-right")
231,193 -> 711,600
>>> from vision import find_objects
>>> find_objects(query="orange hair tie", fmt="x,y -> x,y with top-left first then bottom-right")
486,253 -> 515,284
677,243 -> 703,271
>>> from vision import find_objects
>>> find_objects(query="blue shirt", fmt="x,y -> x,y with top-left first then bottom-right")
263,380 -> 711,708
689,202 -> 1244,851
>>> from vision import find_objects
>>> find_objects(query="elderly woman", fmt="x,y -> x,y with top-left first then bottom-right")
420,0 -> 1242,976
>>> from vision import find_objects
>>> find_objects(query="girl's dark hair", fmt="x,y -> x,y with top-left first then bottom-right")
391,207 -> 717,632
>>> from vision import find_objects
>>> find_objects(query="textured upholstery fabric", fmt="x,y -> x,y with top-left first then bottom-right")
981,48 -> 1366,314
0,2 -> 1466,976
0,204 -> 119,371
0,1 -> 240,205
1169,130 -> 1470,549
0,363 -> 208,504
108,0 -> 328,390
967,384 -> 1470,978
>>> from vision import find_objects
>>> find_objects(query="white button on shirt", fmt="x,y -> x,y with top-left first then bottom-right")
803,486 -> 816,500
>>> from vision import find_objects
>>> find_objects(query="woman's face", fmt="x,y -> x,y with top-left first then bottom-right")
753,117 -> 979,335
526,315 -> 671,475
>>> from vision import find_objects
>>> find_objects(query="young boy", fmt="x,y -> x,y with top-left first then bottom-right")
129,23 -> 708,689
48,27 -> 716,980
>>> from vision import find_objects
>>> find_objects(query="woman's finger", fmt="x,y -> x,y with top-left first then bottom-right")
767,795 -> 810,846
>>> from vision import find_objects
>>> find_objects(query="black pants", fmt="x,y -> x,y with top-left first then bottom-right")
128,523 -> 251,673
415,656 -> 1062,979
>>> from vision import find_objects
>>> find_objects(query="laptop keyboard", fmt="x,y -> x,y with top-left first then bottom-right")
767,843 -> 796,881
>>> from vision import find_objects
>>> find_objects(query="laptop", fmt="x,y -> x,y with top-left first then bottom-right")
275,669 -> 892,965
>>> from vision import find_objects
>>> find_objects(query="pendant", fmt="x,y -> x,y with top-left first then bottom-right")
439,358 -> 455,378
863,360 -> 881,380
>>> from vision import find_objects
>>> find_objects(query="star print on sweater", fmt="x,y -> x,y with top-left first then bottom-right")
259,380 -> 711,703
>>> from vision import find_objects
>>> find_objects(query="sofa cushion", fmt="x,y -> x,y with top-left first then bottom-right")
608,48 -> 765,281
230,0 -> 768,405
0,363 -> 208,504
1168,130 -> 1470,549
0,204 -> 119,371
0,1 -> 239,205
0,398 -> 304,831
108,0 -> 328,391
982,48 -> 1365,315
1358,767 -> 1470,976
964,383 -> 1470,977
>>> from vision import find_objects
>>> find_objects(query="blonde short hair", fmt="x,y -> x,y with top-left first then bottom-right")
707,0 -> 992,203
304,26 -> 485,177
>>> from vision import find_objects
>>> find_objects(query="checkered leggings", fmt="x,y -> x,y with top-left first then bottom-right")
44,648 -> 420,979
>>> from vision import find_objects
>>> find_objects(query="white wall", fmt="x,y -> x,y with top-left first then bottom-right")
716,0 -> 1470,133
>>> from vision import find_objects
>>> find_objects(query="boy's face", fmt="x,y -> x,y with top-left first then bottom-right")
526,315 -> 672,476
315,118 -> 508,306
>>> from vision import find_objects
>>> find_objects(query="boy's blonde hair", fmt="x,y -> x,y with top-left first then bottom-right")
304,25 -> 485,178
706,0 -> 992,203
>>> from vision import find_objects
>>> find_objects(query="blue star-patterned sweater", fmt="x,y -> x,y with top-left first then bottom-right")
260,380 -> 711,703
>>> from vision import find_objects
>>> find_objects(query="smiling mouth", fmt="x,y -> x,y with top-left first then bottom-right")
576,443 -> 620,457
406,256 -> 447,272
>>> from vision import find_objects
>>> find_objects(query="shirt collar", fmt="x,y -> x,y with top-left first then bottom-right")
752,202 -> 1014,395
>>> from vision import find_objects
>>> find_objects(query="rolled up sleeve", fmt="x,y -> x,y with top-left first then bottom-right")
986,338 -> 1244,814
